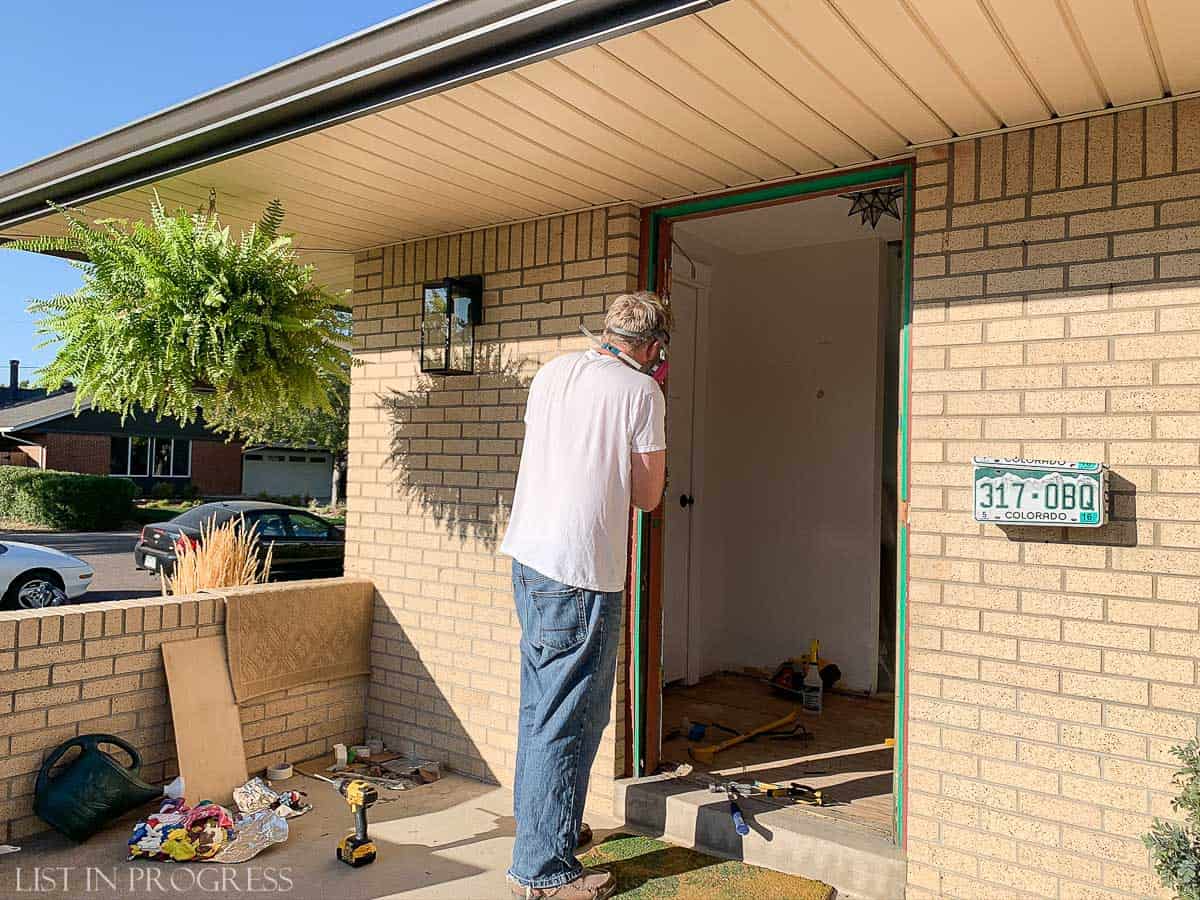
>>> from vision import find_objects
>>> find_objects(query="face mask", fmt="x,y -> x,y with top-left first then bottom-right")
580,325 -> 669,385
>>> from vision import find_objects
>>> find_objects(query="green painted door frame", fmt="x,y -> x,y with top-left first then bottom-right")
636,161 -> 916,846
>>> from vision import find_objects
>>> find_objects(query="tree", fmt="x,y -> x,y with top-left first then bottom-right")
3,194 -> 351,445
230,363 -> 350,504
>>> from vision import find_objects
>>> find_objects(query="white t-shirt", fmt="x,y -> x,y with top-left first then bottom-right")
501,350 -> 667,592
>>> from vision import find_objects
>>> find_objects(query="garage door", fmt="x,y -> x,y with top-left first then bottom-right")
243,451 -> 333,502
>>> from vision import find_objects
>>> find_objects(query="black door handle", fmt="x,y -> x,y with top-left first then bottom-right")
679,494 -> 694,508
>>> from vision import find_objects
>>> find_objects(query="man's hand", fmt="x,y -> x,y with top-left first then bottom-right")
631,450 -> 666,511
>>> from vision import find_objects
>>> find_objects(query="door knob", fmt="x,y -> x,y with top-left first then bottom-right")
679,494 -> 695,508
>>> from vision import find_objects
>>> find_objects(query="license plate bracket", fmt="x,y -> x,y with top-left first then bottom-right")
973,457 -> 1108,528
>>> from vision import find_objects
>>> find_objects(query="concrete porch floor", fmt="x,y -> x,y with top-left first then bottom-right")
0,775 -> 621,900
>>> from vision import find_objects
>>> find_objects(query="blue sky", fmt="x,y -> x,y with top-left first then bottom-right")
0,1 -> 421,380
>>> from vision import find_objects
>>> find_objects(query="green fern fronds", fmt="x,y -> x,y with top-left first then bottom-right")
2,195 -> 351,444
258,199 -> 285,240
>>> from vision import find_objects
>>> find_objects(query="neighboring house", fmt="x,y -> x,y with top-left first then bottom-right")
0,359 -> 72,411
5,3 -> 1200,898
0,389 -> 242,496
242,445 -> 335,502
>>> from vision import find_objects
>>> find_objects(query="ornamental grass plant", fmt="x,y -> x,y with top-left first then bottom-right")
163,516 -> 272,595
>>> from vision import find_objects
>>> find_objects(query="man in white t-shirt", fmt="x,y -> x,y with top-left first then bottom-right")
501,292 -> 669,900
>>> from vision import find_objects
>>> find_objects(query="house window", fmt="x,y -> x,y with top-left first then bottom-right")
154,440 -> 172,476
130,437 -> 150,477
109,436 -> 191,477
110,436 -> 129,475
170,439 -> 191,477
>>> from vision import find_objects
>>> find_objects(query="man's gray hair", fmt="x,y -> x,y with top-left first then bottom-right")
603,291 -> 672,347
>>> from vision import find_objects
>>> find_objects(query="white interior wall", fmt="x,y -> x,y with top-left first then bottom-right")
675,233 -> 887,692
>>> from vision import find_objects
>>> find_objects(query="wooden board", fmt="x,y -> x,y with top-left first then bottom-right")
161,636 -> 248,806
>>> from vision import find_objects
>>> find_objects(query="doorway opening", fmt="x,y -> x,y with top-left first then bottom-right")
634,170 -> 911,846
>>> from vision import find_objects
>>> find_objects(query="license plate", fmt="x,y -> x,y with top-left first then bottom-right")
145,555 -> 157,571
973,457 -> 1108,527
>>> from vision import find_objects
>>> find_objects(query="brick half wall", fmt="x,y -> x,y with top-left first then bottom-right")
0,580 -> 372,845
905,99 -> 1200,900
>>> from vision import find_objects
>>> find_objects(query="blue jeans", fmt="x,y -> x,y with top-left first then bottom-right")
508,560 -> 623,889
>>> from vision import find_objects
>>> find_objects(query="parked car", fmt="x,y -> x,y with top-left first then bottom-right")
0,542 -> 94,609
134,501 -> 344,580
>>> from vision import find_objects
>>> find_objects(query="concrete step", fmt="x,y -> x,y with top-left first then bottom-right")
614,774 -> 906,900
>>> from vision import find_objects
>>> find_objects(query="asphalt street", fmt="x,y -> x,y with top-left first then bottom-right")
0,531 -> 159,602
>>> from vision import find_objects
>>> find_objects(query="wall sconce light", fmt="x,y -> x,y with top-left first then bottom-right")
420,275 -> 483,375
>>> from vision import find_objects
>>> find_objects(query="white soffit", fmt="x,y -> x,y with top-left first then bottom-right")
3,0 -> 1195,294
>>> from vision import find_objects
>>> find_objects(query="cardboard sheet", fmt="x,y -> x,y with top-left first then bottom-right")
223,579 -> 373,702
162,636 -> 249,806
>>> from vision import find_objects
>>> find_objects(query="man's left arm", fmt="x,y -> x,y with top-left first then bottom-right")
631,450 -> 666,511
630,383 -> 667,511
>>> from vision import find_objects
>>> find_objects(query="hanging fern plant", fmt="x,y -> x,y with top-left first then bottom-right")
3,194 -> 351,439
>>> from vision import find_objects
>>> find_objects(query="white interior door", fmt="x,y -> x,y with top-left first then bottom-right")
662,249 -> 711,685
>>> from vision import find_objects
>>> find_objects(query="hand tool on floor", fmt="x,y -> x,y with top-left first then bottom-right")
690,710 -> 799,764
764,721 -> 814,742
753,780 -> 825,807
307,772 -> 379,867
720,783 -> 750,836
709,779 -> 825,808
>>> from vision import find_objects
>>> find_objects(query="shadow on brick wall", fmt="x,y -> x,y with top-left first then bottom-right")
379,344 -> 534,553
999,471 -> 1137,547
368,586 -> 502,785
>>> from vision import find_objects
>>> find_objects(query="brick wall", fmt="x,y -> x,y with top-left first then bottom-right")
42,433 -> 109,475
0,445 -> 39,467
906,101 -> 1200,899
0,582 -> 370,844
348,206 -> 639,812
191,439 -> 244,495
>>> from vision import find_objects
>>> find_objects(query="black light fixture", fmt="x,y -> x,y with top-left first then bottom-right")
840,186 -> 903,228
420,275 -> 483,375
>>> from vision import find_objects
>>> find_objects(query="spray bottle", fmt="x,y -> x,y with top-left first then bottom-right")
801,639 -> 822,715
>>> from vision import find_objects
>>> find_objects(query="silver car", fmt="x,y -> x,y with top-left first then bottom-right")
0,541 -> 94,610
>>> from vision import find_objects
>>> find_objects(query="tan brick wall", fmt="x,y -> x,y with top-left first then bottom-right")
348,206 -> 639,812
907,101 -> 1200,899
0,582 -> 370,844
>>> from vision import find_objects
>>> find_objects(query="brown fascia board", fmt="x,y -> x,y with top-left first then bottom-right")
0,0 -> 721,232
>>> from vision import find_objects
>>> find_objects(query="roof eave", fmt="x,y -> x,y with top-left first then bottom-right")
0,396 -> 91,433
0,0 -> 720,232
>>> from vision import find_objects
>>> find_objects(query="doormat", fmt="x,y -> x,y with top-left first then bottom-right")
222,578 -> 373,701
579,834 -> 833,900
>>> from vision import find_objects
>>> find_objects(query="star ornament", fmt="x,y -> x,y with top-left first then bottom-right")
841,186 -> 903,228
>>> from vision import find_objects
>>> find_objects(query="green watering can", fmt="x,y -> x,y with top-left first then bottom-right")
35,734 -> 162,841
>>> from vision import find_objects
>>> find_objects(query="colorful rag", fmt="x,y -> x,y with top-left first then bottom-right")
127,798 -> 235,862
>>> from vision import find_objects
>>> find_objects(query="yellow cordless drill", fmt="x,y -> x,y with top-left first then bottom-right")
310,773 -> 379,867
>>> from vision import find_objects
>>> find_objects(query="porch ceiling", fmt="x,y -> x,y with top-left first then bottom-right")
3,0 -> 1197,295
